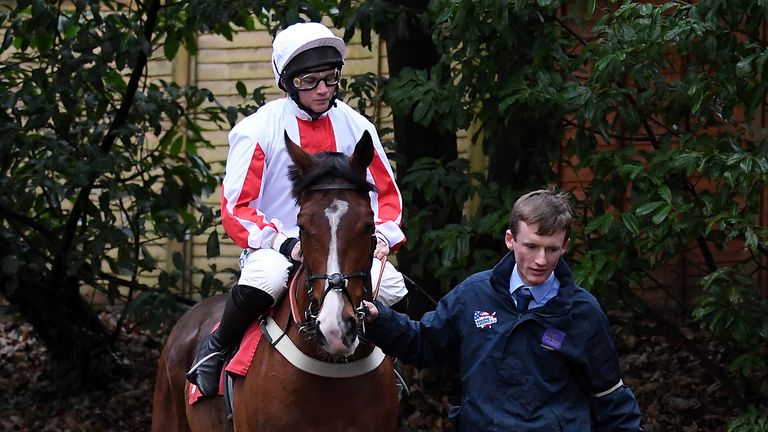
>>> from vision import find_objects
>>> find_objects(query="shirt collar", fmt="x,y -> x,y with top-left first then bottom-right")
509,263 -> 557,303
285,94 -> 330,120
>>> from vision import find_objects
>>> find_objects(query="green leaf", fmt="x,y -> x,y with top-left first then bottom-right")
658,185 -> 672,203
206,231 -> 220,258
164,31 -> 180,60
744,227 -> 757,251
585,0 -> 596,17
172,251 -> 186,271
739,156 -> 753,174
243,15 -> 255,32
622,212 -> 640,236
585,213 -> 614,234
636,201 -> 665,216
651,204 -> 672,224
169,136 -> 184,156
236,81 -> 247,98
140,246 -> 157,270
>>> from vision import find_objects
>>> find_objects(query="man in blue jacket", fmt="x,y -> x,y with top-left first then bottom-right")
364,188 -> 643,431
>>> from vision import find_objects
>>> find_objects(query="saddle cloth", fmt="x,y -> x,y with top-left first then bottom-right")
187,320 -> 264,405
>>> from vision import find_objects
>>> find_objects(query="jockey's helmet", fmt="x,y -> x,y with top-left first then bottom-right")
272,22 -> 345,92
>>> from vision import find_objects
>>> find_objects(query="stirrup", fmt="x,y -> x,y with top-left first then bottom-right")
186,350 -> 225,378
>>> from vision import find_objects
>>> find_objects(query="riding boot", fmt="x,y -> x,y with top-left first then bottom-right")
185,286 -> 273,397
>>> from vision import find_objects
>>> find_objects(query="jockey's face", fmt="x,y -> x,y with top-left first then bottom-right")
293,68 -> 339,113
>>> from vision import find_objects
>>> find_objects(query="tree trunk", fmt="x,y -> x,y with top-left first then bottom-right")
378,2 -> 460,315
2,273 -> 116,393
486,116 -> 560,190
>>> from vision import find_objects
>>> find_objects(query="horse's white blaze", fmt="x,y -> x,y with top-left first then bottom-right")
317,199 -> 359,355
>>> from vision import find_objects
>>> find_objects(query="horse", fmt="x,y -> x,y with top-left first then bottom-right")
151,130 -> 400,432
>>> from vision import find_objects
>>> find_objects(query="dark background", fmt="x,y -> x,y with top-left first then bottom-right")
0,306 -> 733,432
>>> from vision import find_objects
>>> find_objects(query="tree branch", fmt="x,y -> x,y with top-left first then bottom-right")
53,0 -> 163,288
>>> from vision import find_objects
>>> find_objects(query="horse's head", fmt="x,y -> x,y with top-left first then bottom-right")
285,130 -> 377,357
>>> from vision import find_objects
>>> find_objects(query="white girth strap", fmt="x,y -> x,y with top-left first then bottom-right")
263,316 -> 386,378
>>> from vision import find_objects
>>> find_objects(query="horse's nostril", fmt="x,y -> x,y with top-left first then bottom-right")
343,317 -> 358,340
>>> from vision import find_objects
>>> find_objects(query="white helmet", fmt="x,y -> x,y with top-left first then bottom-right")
271,22 -> 346,90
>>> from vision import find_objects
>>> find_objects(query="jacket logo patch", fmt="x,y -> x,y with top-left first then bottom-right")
473,311 -> 497,328
541,328 -> 566,350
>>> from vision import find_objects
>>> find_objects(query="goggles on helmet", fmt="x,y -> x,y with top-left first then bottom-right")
291,68 -> 341,91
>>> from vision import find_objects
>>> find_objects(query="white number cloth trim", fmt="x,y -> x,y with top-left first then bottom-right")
592,379 -> 624,398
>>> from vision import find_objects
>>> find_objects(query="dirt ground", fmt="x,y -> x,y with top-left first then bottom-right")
0,307 -> 736,431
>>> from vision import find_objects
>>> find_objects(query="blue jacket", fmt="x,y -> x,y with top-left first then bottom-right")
368,253 -> 643,431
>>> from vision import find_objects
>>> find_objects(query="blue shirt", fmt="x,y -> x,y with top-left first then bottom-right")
509,263 -> 560,310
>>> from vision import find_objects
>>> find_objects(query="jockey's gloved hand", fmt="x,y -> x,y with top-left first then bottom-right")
290,241 -> 303,262
273,234 -> 303,263
373,233 -> 389,260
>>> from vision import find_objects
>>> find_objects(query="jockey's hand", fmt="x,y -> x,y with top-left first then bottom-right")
362,300 -> 379,322
274,235 -> 302,262
291,241 -> 303,262
374,234 -> 389,260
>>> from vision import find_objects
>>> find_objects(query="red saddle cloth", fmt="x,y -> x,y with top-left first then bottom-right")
187,320 -> 265,405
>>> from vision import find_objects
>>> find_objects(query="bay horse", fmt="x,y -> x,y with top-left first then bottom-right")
151,131 -> 399,431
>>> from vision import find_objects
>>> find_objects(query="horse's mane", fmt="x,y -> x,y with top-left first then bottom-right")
288,151 -> 376,203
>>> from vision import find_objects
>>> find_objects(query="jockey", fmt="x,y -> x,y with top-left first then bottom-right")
186,21 -> 408,397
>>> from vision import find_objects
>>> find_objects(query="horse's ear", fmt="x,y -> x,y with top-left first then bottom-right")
351,130 -> 375,175
285,131 -> 314,175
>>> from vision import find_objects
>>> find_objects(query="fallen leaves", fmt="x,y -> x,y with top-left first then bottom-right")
0,307 -> 737,431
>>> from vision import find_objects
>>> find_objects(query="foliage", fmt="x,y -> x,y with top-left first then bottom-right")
379,0 -> 768,414
380,0 -> 568,290
399,158 -> 508,291
728,405 -> 768,432
0,0 -> 268,387
570,1 -> 768,410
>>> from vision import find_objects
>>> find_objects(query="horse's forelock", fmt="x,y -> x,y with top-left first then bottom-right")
288,151 -> 376,203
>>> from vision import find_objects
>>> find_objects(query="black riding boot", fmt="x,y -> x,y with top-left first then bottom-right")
186,285 -> 273,397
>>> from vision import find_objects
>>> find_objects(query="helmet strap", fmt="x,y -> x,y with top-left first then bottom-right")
286,87 -> 338,120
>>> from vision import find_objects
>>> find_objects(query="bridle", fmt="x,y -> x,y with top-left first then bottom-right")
296,182 -> 375,329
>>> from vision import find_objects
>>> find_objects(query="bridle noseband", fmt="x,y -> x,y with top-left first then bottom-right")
304,270 -> 371,323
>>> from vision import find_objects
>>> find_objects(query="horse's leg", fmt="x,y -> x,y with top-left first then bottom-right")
231,343 -> 275,430
151,351 -> 191,432
185,391 -> 231,432
152,294 -> 230,432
